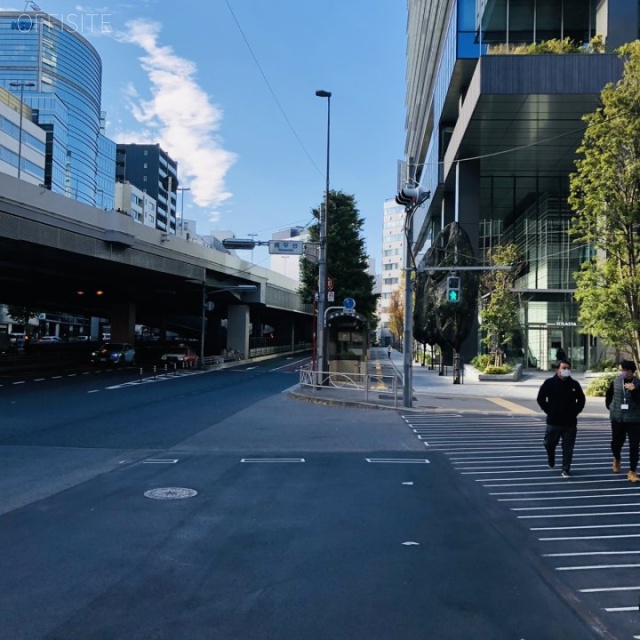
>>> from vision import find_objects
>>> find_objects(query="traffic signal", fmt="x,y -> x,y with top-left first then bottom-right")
395,185 -> 431,209
446,275 -> 461,303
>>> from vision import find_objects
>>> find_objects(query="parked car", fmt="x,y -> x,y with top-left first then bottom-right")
160,346 -> 198,367
90,342 -> 135,365
38,336 -> 62,343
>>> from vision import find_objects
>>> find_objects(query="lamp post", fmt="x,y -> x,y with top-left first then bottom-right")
315,89 -> 331,383
9,81 -> 35,179
177,187 -> 190,236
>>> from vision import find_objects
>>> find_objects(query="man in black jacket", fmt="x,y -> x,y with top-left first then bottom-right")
605,360 -> 640,483
537,359 -> 586,477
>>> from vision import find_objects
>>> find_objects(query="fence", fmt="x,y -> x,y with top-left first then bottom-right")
299,367 -> 399,407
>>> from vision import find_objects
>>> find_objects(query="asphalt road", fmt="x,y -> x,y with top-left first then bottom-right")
0,356 -> 633,639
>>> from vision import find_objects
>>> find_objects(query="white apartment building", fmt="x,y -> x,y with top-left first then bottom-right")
115,181 -> 157,228
269,226 -> 309,283
377,198 -> 406,343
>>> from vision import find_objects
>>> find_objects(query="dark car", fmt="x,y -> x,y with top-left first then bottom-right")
90,342 -> 136,365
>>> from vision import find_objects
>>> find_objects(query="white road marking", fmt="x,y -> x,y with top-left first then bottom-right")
240,458 -> 305,463
540,534 -> 640,541
402,541 -> 420,546
34,378 -> 46,382
87,390 -> 100,394
143,459 -> 179,464
12,381 -> 26,385
604,606 -> 637,612
556,563 -> 640,571
366,458 -> 430,464
580,585 -> 640,592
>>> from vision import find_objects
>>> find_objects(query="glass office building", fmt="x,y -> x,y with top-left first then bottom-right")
0,11 -> 114,206
404,0 -> 639,370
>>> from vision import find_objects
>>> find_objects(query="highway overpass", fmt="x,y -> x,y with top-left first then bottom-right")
0,173 -> 312,356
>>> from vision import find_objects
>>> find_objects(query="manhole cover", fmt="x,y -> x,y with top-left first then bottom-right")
144,487 -> 198,500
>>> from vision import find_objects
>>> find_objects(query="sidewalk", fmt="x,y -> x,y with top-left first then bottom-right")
290,347 -> 609,418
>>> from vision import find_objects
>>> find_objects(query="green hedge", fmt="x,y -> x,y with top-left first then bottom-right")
586,372 -> 616,397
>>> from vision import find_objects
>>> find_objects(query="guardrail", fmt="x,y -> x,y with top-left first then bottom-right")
299,368 -> 399,407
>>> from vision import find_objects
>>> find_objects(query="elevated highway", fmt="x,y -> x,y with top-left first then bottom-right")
0,173 -> 312,354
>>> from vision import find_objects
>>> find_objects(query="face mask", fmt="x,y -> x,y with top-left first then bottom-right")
560,369 -> 571,378
619,372 -> 627,379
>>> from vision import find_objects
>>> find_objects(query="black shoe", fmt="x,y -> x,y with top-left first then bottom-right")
561,469 -> 571,478
546,448 -> 555,468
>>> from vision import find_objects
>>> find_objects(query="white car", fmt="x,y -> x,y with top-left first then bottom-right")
160,346 -> 199,367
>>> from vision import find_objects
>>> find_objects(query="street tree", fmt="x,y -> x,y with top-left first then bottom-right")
299,190 -> 379,324
479,244 -> 522,366
6,305 -> 38,330
568,41 -> 640,363
388,286 -> 404,341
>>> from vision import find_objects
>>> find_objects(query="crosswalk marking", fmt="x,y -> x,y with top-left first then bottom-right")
401,413 -> 639,631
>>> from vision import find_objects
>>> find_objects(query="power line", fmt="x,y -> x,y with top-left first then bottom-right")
224,0 -> 324,179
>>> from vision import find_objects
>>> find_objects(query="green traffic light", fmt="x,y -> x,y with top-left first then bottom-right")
448,289 -> 459,302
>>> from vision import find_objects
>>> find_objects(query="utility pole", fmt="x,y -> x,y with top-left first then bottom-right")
395,184 -> 431,408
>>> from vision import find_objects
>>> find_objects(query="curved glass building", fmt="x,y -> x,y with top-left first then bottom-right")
0,11 -> 114,206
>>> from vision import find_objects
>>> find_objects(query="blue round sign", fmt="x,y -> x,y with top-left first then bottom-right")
343,297 -> 356,309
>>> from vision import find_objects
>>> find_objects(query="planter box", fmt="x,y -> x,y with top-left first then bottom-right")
478,363 -> 523,382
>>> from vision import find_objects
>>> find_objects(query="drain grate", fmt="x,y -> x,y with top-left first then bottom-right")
144,487 -> 198,500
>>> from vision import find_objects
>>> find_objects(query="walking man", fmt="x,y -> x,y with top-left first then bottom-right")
387,344 -> 391,359
537,359 -> 586,477
605,360 -> 640,483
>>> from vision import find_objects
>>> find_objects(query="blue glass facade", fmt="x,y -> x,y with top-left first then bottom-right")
0,11 -> 114,206
405,0 -> 635,370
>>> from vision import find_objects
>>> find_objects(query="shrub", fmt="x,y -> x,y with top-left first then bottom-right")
483,365 -> 513,375
589,359 -> 616,373
586,372 -> 617,397
471,354 -> 491,371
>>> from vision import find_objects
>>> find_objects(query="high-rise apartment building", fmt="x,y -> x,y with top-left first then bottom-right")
116,143 -> 178,234
404,0 -> 638,370
377,198 -> 406,344
0,11 -> 115,207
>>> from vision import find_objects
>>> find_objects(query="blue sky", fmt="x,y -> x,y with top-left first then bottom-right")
6,1 -> 407,270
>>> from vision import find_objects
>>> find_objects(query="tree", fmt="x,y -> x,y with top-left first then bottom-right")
6,305 -> 38,329
479,244 -> 522,366
388,286 -> 404,341
568,41 -> 640,364
299,190 -> 379,324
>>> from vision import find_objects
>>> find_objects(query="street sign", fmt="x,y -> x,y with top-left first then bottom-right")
268,240 -> 303,255
328,291 -> 335,302
343,297 -> 356,314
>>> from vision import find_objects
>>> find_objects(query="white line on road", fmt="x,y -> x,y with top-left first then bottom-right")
545,551 -> 640,557
540,534 -> 640,541
580,585 -> 640,592
556,563 -> 640,571
12,381 -> 26,385
240,458 -> 305,463
366,458 -> 430,464
143,459 -> 179,464
532,523 -> 640,531
87,389 -> 100,393
520,511 -> 640,519
604,606 -> 638,612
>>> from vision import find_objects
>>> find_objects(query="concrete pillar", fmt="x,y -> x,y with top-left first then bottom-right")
227,305 -> 250,358
111,302 -> 136,343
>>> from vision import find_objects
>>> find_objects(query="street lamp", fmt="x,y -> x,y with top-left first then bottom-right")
9,81 -> 35,179
177,187 -> 190,236
315,89 -> 331,382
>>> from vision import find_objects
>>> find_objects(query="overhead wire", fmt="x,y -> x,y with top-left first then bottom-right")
224,0 -> 324,180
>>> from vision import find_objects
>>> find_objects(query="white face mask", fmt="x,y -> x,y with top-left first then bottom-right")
560,369 -> 571,378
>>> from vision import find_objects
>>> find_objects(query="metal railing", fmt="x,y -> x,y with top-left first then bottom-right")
299,368 -> 399,407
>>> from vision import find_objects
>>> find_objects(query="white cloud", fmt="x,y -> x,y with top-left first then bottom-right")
116,19 -> 236,210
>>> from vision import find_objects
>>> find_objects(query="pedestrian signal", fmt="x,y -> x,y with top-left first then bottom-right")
446,275 -> 461,303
